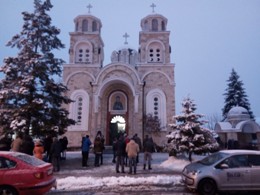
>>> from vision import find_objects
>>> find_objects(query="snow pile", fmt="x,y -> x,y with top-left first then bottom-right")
159,156 -> 190,172
57,175 -> 182,190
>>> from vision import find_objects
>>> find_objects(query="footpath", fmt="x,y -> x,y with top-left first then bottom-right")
47,151 -> 193,195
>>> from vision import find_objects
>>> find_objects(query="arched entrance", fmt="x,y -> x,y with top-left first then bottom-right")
109,115 -> 126,145
106,91 -> 128,145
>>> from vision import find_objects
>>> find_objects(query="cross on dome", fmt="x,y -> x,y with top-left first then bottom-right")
150,3 -> 156,13
123,32 -> 129,45
87,4 -> 93,14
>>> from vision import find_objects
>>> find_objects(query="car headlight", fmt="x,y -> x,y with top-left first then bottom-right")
189,169 -> 201,175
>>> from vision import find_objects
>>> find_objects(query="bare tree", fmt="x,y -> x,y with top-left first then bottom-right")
204,113 -> 222,130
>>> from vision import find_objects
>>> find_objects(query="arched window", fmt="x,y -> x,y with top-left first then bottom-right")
146,89 -> 167,130
75,22 -> 79,32
152,19 -> 158,31
147,42 -> 163,63
162,21 -> 166,31
92,21 -> 97,31
69,90 -> 89,131
144,20 -> 149,31
82,19 -> 88,32
75,42 -> 92,64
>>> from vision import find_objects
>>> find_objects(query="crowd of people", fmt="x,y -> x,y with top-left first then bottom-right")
0,132 -> 68,172
81,131 -> 155,175
1,130 -> 156,175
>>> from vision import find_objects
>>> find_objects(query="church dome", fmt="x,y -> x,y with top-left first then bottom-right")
74,14 -> 102,33
227,106 -> 250,121
111,47 -> 138,66
140,14 -> 168,32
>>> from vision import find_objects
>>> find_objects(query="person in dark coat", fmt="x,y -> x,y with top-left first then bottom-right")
81,135 -> 92,167
50,137 -> 62,172
93,136 -> 103,167
143,135 -> 155,170
44,134 -> 53,162
133,133 -> 142,163
21,135 -> 34,155
112,137 -> 117,163
95,131 -> 105,165
115,134 -> 126,173
0,134 -> 12,151
61,136 -> 68,160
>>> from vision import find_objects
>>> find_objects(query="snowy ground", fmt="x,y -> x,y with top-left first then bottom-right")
47,151 -> 202,194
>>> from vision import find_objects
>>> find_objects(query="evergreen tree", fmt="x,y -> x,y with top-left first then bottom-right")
222,68 -> 254,120
0,0 -> 75,136
166,97 -> 219,161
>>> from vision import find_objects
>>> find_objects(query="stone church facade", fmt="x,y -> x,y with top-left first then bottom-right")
62,10 -> 175,148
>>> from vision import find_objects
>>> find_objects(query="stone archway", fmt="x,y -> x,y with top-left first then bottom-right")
105,90 -> 129,145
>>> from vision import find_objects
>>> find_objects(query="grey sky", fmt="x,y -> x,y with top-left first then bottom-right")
0,0 -> 259,119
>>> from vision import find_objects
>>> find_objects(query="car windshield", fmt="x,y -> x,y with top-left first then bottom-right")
199,152 -> 229,166
12,153 -> 46,166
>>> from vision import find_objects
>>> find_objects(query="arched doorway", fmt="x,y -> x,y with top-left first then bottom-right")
109,115 -> 126,145
106,91 -> 128,145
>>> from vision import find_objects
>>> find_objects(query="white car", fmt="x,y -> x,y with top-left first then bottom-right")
182,150 -> 260,195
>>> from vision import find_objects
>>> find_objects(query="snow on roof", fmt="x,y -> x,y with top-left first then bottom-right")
228,106 -> 249,116
215,122 -> 232,130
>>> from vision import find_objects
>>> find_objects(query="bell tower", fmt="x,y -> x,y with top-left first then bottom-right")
139,5 -> 171,64
68,4 -> 104,67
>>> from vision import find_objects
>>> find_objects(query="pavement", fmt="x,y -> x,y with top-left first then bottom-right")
46,150 -> 194,195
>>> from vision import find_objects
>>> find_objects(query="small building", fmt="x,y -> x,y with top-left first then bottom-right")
215,106 -> 260,149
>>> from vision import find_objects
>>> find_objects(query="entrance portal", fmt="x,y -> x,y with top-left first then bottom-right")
109,115 -> 126,145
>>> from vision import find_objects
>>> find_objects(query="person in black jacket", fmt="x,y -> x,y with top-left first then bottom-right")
143,135 -> 155,170
50,137 -> 62,172
21,135 -> 34,155
115,134 -> 126,173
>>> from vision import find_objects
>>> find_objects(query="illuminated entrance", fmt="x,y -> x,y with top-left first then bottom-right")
109,115 -> 126,145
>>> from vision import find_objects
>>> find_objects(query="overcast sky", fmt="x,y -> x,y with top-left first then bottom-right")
0,0 -> 259,119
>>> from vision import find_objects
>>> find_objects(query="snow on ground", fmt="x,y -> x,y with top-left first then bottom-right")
53,152 -> 200,192
57,175 -> 182,191
159,156 -> 191,172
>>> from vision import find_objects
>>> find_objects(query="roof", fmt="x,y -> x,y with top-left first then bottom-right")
219,149 -> 260,155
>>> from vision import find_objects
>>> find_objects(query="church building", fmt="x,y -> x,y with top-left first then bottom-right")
62,5 -> 176,148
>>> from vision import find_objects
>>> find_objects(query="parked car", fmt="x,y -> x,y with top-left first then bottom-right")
0,151 -> 56,195
182,150 -> 260,195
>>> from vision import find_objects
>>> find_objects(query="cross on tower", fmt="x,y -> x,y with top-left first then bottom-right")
150,3 -> 156,13
123,32 -> 129,45
87,4 -> 93,14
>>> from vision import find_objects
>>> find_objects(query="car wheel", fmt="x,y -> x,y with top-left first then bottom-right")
0,186 -> 18,195
198,179 -> 217,195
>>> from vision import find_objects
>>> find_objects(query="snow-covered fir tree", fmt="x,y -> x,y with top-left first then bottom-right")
166,97 -> 219,161
0,0 -> 75,136
222,68 -> 254,120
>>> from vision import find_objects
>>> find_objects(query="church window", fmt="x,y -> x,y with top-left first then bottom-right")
152,19 -> 158,31
69,90 -> 89,131
148,42 -> 162,63
162,21 -> 166,31
82,19 -> 88,32
146,89 -> 167,130
92,21 -> 97,31
76,97 -> 83,124
144,20 -> 149,31
75,43 -> 92,64
76,22 -> 79,32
